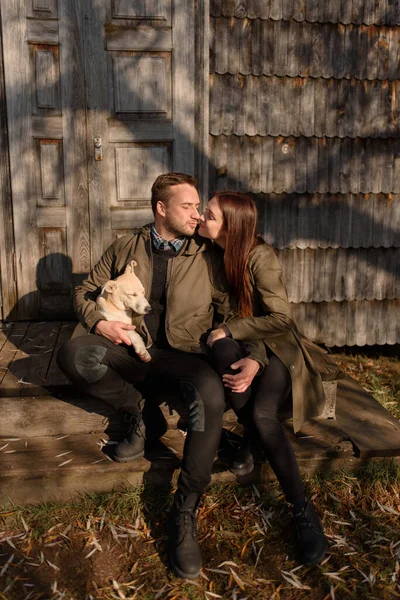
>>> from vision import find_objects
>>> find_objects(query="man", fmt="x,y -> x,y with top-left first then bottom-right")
57,172 -> 263,579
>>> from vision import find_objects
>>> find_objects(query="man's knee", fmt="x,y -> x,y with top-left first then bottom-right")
57,338 -> 109,384
179,371 -> 225,433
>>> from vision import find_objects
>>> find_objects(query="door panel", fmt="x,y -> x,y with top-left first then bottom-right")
1,0 -> 90,319
1,0 -> 197,318
85,0 -> 196,263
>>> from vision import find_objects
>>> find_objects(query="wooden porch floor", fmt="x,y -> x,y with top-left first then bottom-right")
1,321 -> 400,506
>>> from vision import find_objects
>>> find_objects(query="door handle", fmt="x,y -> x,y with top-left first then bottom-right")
94,137 -> 102,161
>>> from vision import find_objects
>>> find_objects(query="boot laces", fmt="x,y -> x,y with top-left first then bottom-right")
176,509 -> 197,541
294,505 -> 319,535
124,414 -> 145,438
123,397 -> 145,424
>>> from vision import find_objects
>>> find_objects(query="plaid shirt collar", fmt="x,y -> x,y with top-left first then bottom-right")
150,223 -> 186,253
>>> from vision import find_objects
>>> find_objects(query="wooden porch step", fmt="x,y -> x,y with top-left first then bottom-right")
1,320 -> 400,506
2,376 -> 400,458
1,391 -> 399,506
335,375 -> 400,458
0,321 -> 73,397
0,430 -> 180,506
0,389 -> 129,439
0,405 -> 366,507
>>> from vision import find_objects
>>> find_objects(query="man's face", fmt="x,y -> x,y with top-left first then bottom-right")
157,183 -> 200,238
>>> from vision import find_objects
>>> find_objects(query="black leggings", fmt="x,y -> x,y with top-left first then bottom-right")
212,338 -> 305,506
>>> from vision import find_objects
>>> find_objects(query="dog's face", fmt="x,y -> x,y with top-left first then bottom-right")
100,260 -> 151,315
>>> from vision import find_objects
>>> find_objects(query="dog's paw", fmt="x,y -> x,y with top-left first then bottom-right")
138,351 -> 152,362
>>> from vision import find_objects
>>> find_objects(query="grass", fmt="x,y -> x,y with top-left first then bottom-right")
1,465 -> 400,600
1,350 -> 400,600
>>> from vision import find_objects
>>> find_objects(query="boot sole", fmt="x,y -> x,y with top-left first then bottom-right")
113,449 -> 145,463
169,556 -> 200,580
229,462 -> 255,476
299,538 -> 329,566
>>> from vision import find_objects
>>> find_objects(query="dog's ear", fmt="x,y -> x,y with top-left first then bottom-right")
102,280 -> 117,294
124,260 -> 137,274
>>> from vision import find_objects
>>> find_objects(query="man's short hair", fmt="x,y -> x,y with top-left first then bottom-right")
151,172 -> 197,214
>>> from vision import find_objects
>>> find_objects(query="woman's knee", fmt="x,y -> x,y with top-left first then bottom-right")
212,338 -> 245,373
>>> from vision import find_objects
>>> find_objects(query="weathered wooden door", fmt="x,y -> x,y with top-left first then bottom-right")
84,0 -> 196,263
1,0 -> 197,319
1,0 -> 91,320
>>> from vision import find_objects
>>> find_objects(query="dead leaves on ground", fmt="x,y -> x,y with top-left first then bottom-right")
1,471 -> 400,600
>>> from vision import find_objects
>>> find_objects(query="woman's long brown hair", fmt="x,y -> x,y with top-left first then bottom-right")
214,192 -> 263,318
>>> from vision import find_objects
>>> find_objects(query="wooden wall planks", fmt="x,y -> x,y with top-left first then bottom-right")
278,248 -> 400,303
210,1 -> 400,25
0,16 -> 16,320
58,0 -> 91,276
253,193 -> 400,249
209,6 -> 400,345
210,19 -> 400,80
292,300 -> 400,346
210,75 -> 400,138
2,0 -> 39,318
209,136 -> 400,194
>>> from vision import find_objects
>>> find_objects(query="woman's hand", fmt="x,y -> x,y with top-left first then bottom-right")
222,357 -> 260,393
206,325 -> 230,347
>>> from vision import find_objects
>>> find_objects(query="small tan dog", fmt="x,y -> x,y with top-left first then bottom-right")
96,260 -> 151,362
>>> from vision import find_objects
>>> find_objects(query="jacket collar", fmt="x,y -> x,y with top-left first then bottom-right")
150,222 -> 186,252
139,223 -> 208,256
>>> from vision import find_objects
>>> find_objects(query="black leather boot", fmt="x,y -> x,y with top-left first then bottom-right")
292,501 -> 329,565
167,492 -> 202,579
114,402 -> 168,463
229,429 -> 264,476
229,438 -> 254,476
114,416 -> 146,462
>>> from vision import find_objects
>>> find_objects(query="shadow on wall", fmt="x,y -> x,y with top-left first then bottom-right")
4,253 -> 83,321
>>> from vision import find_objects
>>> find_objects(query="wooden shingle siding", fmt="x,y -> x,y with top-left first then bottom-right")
210,1 -> 400,26
210,136 -> 400,194
210,19 -> 400,80
255,193 -> 400,249
292,300 -> 400,346
277,248 -> 400,303
210,75 -> 400,138
209,4 -> 400,346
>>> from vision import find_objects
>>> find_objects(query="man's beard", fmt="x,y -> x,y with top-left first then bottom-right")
165,216 -> 198,238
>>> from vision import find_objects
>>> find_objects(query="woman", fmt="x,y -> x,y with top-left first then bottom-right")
198,192 -> 328,566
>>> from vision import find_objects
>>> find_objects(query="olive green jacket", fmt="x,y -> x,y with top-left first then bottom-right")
73,224 -> 265,363
226,243 -> 326,432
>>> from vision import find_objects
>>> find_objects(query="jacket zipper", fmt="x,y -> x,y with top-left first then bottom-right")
165,255 -> 175,347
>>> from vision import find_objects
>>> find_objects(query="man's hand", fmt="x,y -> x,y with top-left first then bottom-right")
207,325 -> 230,347
95,320 -> 136,345
222,357 -> 260,393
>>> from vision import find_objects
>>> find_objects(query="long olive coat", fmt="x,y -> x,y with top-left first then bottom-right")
73,224 -> 265,365
226,243 -> 326,433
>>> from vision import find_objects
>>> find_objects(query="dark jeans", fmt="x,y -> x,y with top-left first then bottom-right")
57,335 -> 225,496
212,338 -> 305,506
